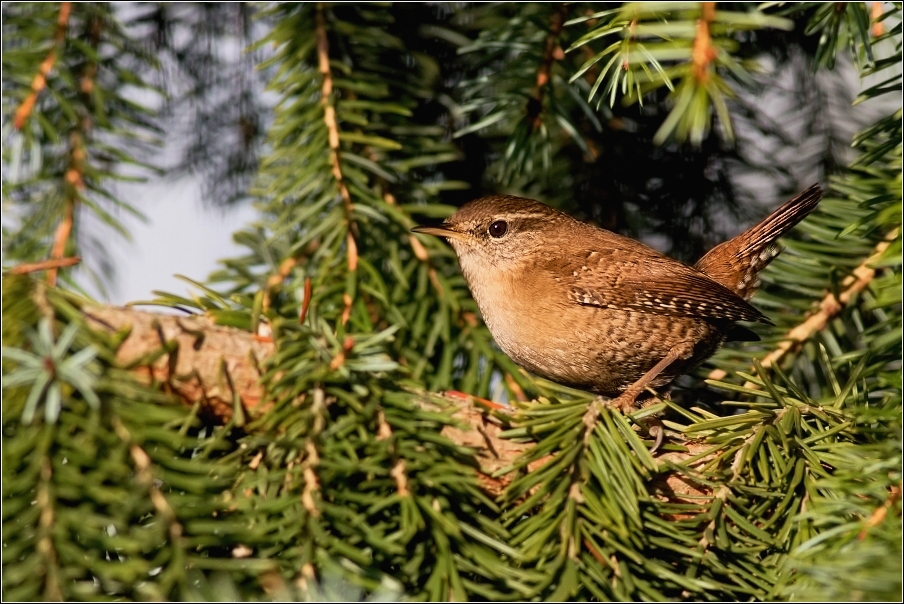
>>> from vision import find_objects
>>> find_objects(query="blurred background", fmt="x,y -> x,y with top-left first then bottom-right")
3,3 -> 896,304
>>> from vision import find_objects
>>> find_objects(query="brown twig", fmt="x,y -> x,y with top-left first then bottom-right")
691,2 -> 717,84
48,14 -> 101,287
708,228 -> 900,383
315,5 -> 358,252
13,2 -> 71,130
301,441 -> 322,517
263,257 -> 298,313
315,5 -> 358,326
390,460 -> 411,497
6,256 -> 80,275
300,389 -> 326,517
871,1 -> 886,37
36,458 -> 62,601
47,194 -> 76,286
112,417 -> 184,540
528,3 -> 568,130
859,484 -> 902,539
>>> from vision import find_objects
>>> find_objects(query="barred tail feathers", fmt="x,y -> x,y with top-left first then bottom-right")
695,185 -> 823,299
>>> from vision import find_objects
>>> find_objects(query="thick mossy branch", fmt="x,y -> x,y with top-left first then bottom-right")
82,305 -> 274,419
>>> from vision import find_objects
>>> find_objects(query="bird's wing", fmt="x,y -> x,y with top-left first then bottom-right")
557,247 -> 771,324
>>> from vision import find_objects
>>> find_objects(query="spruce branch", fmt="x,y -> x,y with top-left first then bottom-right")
71,304 -> 531,493
12,1 -> 71,131
708,227 -> 900,383
566,2 -> 793,145
529,3 -> 568,131
36,457 -> 62,601
690,2 -> 717,85
3,3 -> 900,600
754,227 -> 899,373
315,3 -> 359,269
859,484 -> 902,540
111,416 -> 184,541
6,257 -> 81,276
48,12 -> 101,287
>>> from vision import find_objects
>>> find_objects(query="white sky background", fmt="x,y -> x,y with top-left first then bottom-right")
73,3 -> 264,306
77,175 -> 259,306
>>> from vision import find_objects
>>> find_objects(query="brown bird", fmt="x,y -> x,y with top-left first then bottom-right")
413,185 -> 822,416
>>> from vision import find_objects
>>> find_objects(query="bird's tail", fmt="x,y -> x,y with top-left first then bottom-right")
695,184 -> 823,300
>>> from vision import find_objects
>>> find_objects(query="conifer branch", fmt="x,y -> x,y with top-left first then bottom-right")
315,4 -> 359,284
263,257 -> 298,313
13,2 -> 71,130
859,484 -> 902,539
301,435 -> 321,516
386,183 -> 446,298
81,304 -> 535,492
529,3 -> 567,130
6,257 -> 80,275
36,458 -> 62,601
691,2 -> 717,84
756,228 -> 899,372
49,14 -> 101,286
113,416 -> 184,539
376,406 -> 412,496
47,192 -> 75,287
708,228 -> 900,382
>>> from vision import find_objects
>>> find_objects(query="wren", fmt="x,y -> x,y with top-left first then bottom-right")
412,185 -> 822,413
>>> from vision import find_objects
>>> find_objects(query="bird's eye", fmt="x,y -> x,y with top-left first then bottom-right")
488,220 -> 508,238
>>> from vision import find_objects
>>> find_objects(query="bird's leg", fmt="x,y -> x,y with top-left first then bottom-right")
584,342 -> 693,445
607,341 -> 695,413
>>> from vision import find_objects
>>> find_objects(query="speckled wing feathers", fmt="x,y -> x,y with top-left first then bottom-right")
564,252 -> 770,324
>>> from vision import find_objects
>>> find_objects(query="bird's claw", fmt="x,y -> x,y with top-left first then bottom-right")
646,419 -> 665,455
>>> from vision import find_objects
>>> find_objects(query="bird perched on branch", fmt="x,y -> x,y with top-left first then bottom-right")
413,185 -> 823,418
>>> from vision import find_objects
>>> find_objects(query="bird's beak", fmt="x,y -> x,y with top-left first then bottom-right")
411,223 -> 466,242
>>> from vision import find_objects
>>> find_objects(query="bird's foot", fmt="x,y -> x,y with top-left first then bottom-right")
644,417 -> 666,455
605,391 -> 640,414
606,392 -> 667,454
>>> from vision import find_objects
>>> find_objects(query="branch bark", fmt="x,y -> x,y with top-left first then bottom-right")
691,2 -> 717,84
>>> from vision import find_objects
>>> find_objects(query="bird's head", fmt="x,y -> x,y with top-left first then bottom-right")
412,196 -> 568,275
